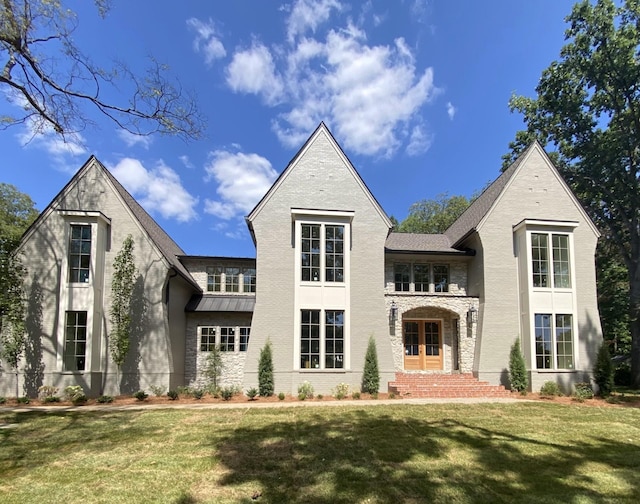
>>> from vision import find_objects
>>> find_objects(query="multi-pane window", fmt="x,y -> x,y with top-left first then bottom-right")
68,224 -> 91,283
325,310 -> 344,368
225,267 -> 240,292
433,265 -> 449,293
301,224 -> 321,281
394,264 -> 410,291
325,225 -> 344,282
300,309 -> 321,368
413,264 -> 430,292
63,311 -> 87,371
220,327 -> 235,351
404,321 -> 419,356
206,266 -> 222,292
243,268 -> 256,293
200,327 -> 216,352
239,328 -> 250,352
535,313 -> 574,369
532,233 -> 571,288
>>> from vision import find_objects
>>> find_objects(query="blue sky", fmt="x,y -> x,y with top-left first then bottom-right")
0,0 -> 577,257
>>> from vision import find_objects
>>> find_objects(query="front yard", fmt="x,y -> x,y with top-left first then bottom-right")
1,401 -> 639,503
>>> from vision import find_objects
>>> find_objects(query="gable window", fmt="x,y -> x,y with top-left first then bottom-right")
206,267 -> 222,292
535,313 -> 574,369
325,225 -> 344,282
68,224 -> 91,283
433,264 -> 449,293
63,311 -> 87,371
394,264 -> 410,291
243,268 -> 256,293
220,327 -> 235,352
225,267 -> 240,292
531,233 -> 571,288
200,327 -> 216,352
301,224 -> 321,281
239,327 -> 250,352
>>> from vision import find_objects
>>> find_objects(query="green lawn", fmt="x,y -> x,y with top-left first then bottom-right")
1,402 -> 639,503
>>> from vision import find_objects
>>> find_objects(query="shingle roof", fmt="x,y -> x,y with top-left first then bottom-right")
444,143 -> 536,247
185,295 -> 256,312
385,232 -> 469,254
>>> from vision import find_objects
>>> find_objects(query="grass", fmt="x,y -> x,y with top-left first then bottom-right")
1,402 -> 639,503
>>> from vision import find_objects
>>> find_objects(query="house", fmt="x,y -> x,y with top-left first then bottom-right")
0,123 -> 602,398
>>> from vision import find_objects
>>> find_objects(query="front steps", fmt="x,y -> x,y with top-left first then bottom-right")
388,372 -> 512,398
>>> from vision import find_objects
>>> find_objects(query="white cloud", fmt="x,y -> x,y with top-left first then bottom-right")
117,130 -> 153,149
286,0 -> 342,42
406,124 -> 433,156
447,102 -> 456,120
110,158 -> 198,222
16,118 -> 87,171
204,150 -> 278,220
226,43 -> 284,104
187,18 -> 226,64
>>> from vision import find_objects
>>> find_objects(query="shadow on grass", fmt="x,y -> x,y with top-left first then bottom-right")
214,407 -> 639,503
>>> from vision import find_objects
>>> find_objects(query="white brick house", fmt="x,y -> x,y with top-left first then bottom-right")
0,123 -> 603,397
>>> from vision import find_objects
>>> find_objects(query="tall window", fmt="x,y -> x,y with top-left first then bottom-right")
325,225 -> 344,282
225,267 -> 240,292
220,327 -> 235,351
532,233 -> 571,288
206,266 -> 222,292
239,328 -> 250,352
200,327 -> 216,351
413,264 -> 430,292
64,311 -> 87,371
301,223 -> 345,283
325,310 -> 344,368
433,265 -> 449,293
394,264 -> 410,291
301,224 -> 321,281
535,313 -> 574,369
243,267 -> 256,293
68,224 -> 91,283
300,309 -> 320,368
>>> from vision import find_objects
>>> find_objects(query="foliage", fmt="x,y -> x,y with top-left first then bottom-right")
109,235 -> 137,378
149,384 -> 167,397
0,0 -> 204,140
506,0 -> 640,387
97,395 -> 114,404
614,362 -> 631,386
395,193 -> 472,233
594,342 -> 614,397
352,391 -> 360,399
333,382 -> 349,400
64,385 -> 86,404
192,388 -> 204,400
246,387 -> 258,400
258,339 -> 274,397
297,381 -> 314,401
539,381 -> 562,398
361,336 -> 380,394
204,345 -> 223,391
0,396 -> 5,404
167,389 -> 179,401
220,387 -> 234,401
37,385 -> 58,402
133,390 -> 148,401
388,392 -> 395,399
16,395 -> 29,403
508,338 -> 528,393
277,392 -> 285,401
572,382 -> 594,402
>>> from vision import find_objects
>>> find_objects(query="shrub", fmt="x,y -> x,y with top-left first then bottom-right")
333,382 -> 349,400
316,394 -> 323,400
508,338 -> 528,394
17,396 -> 30,404
258,340 -> 275,397
246,387 -> 258,400
352,391 -> 361,399
204,345 -> 224,391
572,382 -> 594,402
133,390 -> 148,401
150,385 -> 167,397
43,396 -> 60,403
370,392 -> 378,399
97,395 -> 114,404
539,381 -> 561,397
362,336 -> 380,394
0,397 -> 6,404
297,392 -> 307,401
594,342 -> 614,397
192,389 -> 204,400
297,381 -> 314,399
167,389 -> 179,401
277,392 -> 285,401
220,387 -> 234,401
388,392 -> 395,399
38,385 -> 59,402
64,386 -> 87,404
176,386 -> 192,397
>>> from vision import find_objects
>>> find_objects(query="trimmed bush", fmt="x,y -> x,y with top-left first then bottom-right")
192,389 -> 204,400
167,389 -> 179,401
150,385 -> 167,397
333,383 -> 349,400
133,390 -> 148,401
246,387 -> 258,400
508,338 -> 528,393
278,392 -> 285,401
97,395 -> 114,404
220,387 -> 234,401
297,381 -> 314,400
594,342 -> 614,397
258,340 -> 275,397
572,382 -> 594,402
540,381 -> 561,398
64,386 -> 86,405
362,336 -> 380,394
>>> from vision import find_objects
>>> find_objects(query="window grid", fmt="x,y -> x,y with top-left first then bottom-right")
325,225 -> 344,282
394,264 -> 410,292
206,266 -> 222,292
239,327 -> 250,352
68,224 -> 91,283
555,314 -> 574,369
404,321 -> 419,356
413,264 -> 430,292
535,314 -> 553,369
64,311 -> 87,371
301,224 -> 321,281
552,234 -> 571,288
200,327 -> 217,352
220,327 -> 235,352
325,310 -> 344,368
531,233 -> 549,288
300,309 -> 321,368
225,267 -> 240,293
433,264 -> 449,293
243,268 -> 256,293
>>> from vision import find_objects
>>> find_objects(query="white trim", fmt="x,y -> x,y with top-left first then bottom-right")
291,208 -> 355,218
513,219 -> 579,233
57,210 -> 111,225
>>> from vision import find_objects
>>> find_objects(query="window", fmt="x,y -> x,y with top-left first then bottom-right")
300,309 -> 320,368
239,327 -> 250,352
433,264 -> 449,293
532,233 -> 571,288
301,224 -> 321,281
394,264 -> 410,291
206,266 -> 222,292
535,313 -> 574,369
225,267 -> 240,292
325,310 -> 344,368
325,225 -> 344,282
301,223 -> 345,283
200,327 -> 216,352
413,264 -> 430,292
243,268 -> 256,293
220,327 -> 235,351
68,224 -> 91,283
64,311 -> 87,371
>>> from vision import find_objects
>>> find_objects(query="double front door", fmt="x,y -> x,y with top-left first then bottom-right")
403,320 -> 442,370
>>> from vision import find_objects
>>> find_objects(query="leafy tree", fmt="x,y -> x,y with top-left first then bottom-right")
258,340 -> 274,397
508,338 -> 528,394
204,345 -> 223,391
0,0 -> 204,140
361,336 -> 380,394
109,234 -> 136,389
0,183 -> 37,397
506,0 -> 640,386
396,193 -> 471,234
594,341 -> 614,397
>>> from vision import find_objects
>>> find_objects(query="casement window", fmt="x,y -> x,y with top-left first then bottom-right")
239,327 -> 250,352
243,268 -> 256,293
301,223 -> 345,283
531,233 -> 571,288
200,327 -> 217,351
63,311 -> 87,371
220,327 -> 235,352
394,264 -> 410,291
413,264 -> 430,292
225,267 -> 240,292
394,263 -> 450,293
68,224 -> 91,283
206,267 -> 222,292
534,313 -> 574,369
300,309 -> 345,369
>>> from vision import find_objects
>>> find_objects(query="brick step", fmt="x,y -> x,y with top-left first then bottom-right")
388,373 -> 512,398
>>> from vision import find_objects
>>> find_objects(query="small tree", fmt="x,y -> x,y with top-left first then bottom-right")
362,336 -> 380,394
109,235 -> 137,391
508,338 -> 528,394
204,345 -> 223,391
0,307 -> 26,398
594,342 -> 614,397
258,340 -> 274,397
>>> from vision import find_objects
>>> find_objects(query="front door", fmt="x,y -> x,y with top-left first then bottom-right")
403,320 -> 443,370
